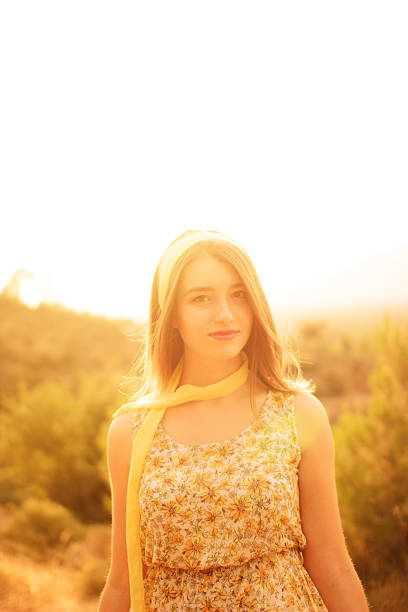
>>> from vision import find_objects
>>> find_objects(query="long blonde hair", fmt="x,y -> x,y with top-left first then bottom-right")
120,230 -> 315,414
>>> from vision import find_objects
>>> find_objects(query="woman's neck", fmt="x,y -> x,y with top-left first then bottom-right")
178,352 -> 244,387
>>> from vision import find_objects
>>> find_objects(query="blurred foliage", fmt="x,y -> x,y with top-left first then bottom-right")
0,372 -> 120,522
1,497 -> 86,559
0,294 -> 146,524
366,571 -> 408,612
77,558 -> 110,598
0,293 -> 407,607
0,560 -> 32,609
0,293 -> 144,395
0,562 -> 14,601
293,317 -> 376,400
334,315 -> 408,584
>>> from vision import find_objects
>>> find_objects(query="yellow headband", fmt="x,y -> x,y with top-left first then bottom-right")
157,230 -> 250,311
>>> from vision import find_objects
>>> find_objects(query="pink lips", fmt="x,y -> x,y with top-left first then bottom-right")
209,330 -> 239,340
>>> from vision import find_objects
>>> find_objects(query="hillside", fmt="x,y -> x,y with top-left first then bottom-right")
0,293 -> 143,396
274,243 -> 408,314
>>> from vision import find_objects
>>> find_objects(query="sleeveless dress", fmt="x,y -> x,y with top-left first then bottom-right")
131,388 -> 328,611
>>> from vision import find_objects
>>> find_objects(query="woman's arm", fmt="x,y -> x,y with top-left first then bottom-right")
97,412 -> 133,612
294,392 -> 370,612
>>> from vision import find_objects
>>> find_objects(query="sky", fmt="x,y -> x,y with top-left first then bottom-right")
1,2 -> 407,322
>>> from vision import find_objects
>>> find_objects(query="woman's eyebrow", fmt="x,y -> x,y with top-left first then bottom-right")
183,283 -> 244,297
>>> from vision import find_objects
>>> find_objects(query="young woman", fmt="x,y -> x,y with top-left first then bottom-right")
98,229 -> 369,612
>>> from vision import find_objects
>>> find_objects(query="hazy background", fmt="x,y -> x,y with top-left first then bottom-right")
1,1 -> 407,324
1,3 -> 408,611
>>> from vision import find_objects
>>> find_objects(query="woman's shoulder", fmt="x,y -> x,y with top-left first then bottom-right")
292,389 -> 326,415
108,411 -> 135,452
291,391 -> 332,453
106,412 -> 135,479
110,407 -> 150,443
110,410 -> 134,434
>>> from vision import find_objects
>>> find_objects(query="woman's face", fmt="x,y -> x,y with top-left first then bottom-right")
173,255 -> 254,361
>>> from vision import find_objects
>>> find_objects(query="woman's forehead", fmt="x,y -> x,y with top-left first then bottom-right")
179,255 -> 241,288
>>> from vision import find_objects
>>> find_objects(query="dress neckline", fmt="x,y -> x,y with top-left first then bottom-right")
158,388 -> 272,449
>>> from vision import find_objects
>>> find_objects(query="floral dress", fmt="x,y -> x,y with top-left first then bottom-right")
132,389 -> 328,611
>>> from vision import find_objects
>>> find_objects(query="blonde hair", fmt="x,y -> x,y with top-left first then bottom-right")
121,229 -> 315,413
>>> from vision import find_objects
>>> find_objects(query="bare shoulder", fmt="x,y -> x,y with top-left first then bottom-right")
109,411 -> 134,439
107,411 -> 135,475
292,391 -> 333,454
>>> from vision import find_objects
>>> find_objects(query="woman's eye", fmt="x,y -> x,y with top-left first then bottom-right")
192,291 -> 246,303
192,295 -> 209,303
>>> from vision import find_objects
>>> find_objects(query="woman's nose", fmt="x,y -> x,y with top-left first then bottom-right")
214,297 -> 234,322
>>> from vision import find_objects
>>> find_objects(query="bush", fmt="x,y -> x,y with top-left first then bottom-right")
83,523 -> 111,559
63,523 -> 111,573
1,497 -> 85,557
77,558 -> 109,598
334,316 -> 408,582
0,375 -> 116,522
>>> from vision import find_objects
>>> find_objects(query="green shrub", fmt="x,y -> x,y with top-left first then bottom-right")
0,375 -> 115,522
77,558 -> 109,598
1,497 -> 85,556
334,317 -> 408,582
83,523 -> 111,559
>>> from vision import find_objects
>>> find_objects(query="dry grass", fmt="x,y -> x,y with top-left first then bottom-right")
0,524 -> 111,612
0,552 -> 99,611
366,573 -> 408,612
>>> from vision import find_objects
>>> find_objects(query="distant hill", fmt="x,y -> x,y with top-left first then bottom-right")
274,243 -> 408,314
275,302 -> 408,339
0,294 -> 143,395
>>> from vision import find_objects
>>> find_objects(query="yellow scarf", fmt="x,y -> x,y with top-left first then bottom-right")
112,351 -> 249,612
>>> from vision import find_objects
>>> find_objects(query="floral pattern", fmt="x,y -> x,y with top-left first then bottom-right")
131,389 -> 328,611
